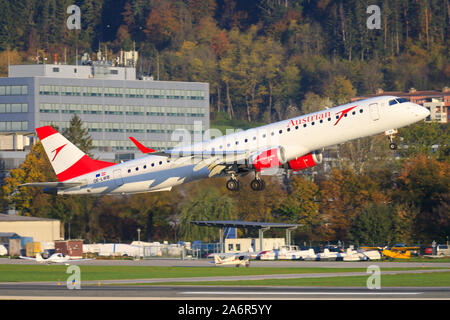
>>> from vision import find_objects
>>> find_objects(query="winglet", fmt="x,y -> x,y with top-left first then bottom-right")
129,137 -> 156,153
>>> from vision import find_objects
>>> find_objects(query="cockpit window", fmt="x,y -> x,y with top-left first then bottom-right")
396,98 -> 409,103
389,99 -> 398,106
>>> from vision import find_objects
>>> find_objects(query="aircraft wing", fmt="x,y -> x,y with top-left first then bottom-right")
19,256 -> 36,260
360,246 -> 384,251
19,182 -> 86,189
389,247 -> 420,251
128,137 -> 287,177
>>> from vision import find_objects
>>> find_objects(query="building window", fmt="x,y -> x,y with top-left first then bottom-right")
1,103 -> 28,113
0,121 -> 28,131
39,85 -> 59,96
53,67 -> 60,72
0,85 -> 28,96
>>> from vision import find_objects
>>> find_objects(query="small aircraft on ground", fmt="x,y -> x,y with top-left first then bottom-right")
213,253 -> 250,267
19,252 -> 91,264
361,244 -> 420,260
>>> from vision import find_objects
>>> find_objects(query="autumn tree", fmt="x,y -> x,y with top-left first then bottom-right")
398,122 -> 449,161
324,75 -> 356,105
394,155 -> 449,242
1,142 -> 55,216
319,168 -> 387,241
300,92 -> 332,115
144,0 -> 180,50
273,176 -> 321,240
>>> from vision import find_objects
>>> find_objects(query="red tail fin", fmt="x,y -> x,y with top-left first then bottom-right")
36,126 -> 116,181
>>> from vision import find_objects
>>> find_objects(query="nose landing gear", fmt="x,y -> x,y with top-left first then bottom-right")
385,129 -> 398,150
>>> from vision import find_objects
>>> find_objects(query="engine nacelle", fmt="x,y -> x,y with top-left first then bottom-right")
250,147 -> 287,171
288,151 -> 323,172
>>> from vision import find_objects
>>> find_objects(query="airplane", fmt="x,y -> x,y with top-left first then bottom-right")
213,253 -> 250,267
19,96 -> 430,195
19,252 -> 92,264
382,249 -> 411,260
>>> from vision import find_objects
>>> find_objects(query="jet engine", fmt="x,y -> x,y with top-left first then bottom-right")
287,151 -> 323,171
250,147 -> 287,171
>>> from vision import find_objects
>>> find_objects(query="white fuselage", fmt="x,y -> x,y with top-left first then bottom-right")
58,96 -> 429,195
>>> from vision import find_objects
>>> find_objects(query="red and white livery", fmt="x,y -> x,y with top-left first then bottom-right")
21,96 -> 429,194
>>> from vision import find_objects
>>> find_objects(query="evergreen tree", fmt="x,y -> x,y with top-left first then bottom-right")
350,203 -> 400,246
62,114 -> 93,155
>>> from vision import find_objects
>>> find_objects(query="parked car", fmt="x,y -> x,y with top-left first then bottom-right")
424,245 -> 449,256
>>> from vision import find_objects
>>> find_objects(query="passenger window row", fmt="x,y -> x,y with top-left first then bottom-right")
127,159 -> 171,173
214,108 -> 364,149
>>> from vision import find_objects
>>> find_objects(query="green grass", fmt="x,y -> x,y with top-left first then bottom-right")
135,272 -> 450,287
0,265 -> 447,283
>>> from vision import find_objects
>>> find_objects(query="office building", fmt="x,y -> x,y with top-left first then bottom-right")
0,62 -> 210,181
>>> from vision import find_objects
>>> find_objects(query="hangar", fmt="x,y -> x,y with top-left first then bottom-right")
0,213 -> 62,242
191,220 -> 301,253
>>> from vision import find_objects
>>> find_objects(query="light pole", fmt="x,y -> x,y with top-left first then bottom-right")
137,228 -> 141,242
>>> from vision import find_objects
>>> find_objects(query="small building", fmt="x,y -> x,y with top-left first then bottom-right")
55,240 -> 83,258
225,238 -> 285,253
0,232 -> 19,244
0,213 -> 62,242
191,220 -> 301,253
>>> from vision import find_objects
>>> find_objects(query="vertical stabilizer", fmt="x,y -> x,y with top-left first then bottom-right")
36,126 -> 115,181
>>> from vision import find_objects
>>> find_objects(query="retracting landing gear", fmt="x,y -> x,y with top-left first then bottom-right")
226,173 -> 240,191
385,129 -> 398,150
226,179 -> 240,191
250,172 -> 266,191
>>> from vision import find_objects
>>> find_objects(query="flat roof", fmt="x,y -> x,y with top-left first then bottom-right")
0,213 -> 58,222
191,220 -> 301,229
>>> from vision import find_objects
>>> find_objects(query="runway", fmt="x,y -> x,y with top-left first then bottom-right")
0,283 -> 449,299
1,258 -> 449,300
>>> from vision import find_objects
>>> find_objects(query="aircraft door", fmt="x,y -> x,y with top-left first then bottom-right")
113,169 -> 124,186
369,103 -> 380,121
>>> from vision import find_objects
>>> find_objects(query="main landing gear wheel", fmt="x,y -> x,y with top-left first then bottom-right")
250,179 -> 265,191
226,179 -> 240,191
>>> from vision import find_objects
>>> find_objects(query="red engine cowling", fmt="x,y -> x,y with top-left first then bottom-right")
250,147 -> 287,171
288,151 -> 323,171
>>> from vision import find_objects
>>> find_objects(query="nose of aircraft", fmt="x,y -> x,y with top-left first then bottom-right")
413,104 -> 430,120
